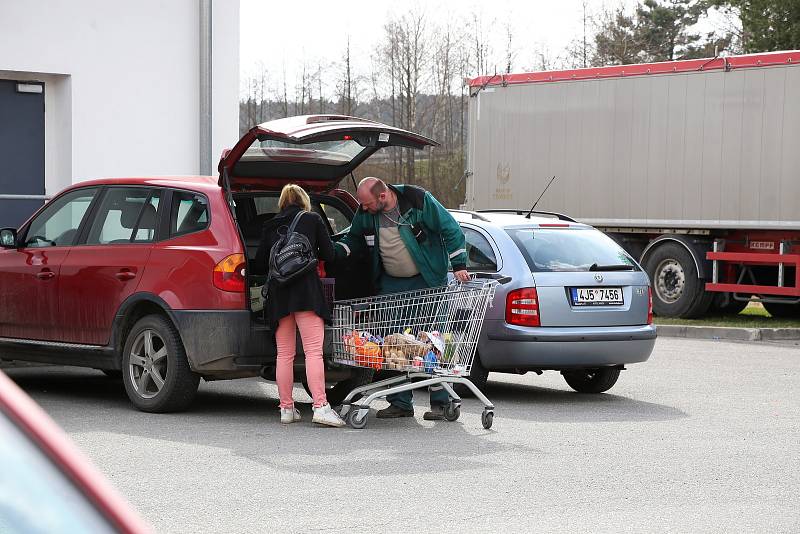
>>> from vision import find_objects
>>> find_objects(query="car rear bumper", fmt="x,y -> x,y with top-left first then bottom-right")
480,321 -> 656,370
172,310 -> 334,375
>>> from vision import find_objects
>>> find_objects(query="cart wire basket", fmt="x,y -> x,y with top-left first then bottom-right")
332,276 -> 500,429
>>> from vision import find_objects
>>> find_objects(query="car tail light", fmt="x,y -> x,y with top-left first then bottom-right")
506,287 -> 540,327
213,254 -> 246,292
647,286 -> 653,325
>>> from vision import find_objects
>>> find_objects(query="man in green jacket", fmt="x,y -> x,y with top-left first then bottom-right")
335,177 -> 469,420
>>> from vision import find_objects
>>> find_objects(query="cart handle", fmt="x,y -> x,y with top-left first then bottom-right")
467,272 -> 512,284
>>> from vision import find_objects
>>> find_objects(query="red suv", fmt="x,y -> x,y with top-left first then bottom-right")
0,115 -> 436,412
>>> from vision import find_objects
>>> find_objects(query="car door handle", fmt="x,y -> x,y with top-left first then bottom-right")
36,270 -> 55,280
115,270 -> 136,281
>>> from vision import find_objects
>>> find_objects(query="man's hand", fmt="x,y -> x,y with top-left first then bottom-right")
454,269 -> 471,282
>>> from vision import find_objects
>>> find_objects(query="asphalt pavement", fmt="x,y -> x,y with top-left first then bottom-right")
5,337 -> 800,533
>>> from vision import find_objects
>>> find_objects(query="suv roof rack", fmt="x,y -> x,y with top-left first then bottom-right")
476,209 -> 577,223
449,209 -> 491,222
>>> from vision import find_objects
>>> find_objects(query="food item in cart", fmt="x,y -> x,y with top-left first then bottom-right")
355,341 -> 383,369
440,332 -> 459,364
382,333 -> 428,358
412,356 -> 424,369
423,350 -> 438,373
383,348 -> 407,370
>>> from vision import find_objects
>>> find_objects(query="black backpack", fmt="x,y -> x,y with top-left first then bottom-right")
267,211 -> 318,286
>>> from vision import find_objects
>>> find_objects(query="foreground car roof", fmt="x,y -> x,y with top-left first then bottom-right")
0,370 -> 152,533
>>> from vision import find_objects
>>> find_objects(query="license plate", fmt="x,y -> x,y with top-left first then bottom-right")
570,287 -> 623,306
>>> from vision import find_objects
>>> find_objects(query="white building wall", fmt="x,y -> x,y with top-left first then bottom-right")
0,0 -> 239,195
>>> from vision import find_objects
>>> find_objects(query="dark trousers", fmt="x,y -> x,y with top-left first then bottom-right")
381,274 -> 450,410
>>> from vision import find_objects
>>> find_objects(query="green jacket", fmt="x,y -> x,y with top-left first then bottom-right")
335,184 -> 467,289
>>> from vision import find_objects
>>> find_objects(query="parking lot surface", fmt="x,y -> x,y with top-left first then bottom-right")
6,337 -> 799,533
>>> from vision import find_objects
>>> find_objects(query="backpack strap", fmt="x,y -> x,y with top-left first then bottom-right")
286,210 -> 305,235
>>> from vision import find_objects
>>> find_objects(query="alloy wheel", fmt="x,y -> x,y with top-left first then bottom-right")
128,329 -> 169,399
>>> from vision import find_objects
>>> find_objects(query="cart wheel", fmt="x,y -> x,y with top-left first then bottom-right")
481,410 -> 494,430
444,403 -> 461,422
348,409 -> 368,429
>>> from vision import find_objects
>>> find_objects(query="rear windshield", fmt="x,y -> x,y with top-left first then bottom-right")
506,227 -> 637,272
239,139 -> 364,166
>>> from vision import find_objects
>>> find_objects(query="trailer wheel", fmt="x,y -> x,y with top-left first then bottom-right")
763,301 -> 800,318
643,242 -> 712,318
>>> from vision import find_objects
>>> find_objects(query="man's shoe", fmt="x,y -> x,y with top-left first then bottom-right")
280,406 -> 301,424
312,404 -> 346,427
376,405 -> 414,419
423,405 -> 446,421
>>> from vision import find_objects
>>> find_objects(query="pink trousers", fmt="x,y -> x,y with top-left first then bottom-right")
275,311 -> 327,409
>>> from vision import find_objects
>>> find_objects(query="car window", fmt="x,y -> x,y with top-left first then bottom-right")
85,188 -> 160,245
506,227 -> 637,272
23,188 -> 97,248
463,227 -> 498,271
133,192 -> 160,242
319,203 -> 350,234
253,196 -> 279,215
0,413 -> 116,533
170,191 -> 209,237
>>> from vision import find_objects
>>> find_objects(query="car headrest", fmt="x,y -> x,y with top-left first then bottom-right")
120,202 -> 157,230
137,203 -> 158,230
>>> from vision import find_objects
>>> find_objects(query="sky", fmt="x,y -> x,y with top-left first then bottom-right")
239,0 -> 636,99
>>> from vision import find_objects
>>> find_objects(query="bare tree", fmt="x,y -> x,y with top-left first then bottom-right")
504,20 -> 516,73
337,36 -> 355,115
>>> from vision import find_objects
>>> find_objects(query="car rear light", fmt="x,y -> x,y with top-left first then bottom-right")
539,223 -> 570,228
213,254 -> 246,292
647,286 -> 653,325
506,287 -> 540,327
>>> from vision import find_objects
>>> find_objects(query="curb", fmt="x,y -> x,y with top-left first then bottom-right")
656,325 -> 800,342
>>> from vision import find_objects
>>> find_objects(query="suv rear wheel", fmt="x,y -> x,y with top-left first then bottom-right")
322,368 -> 375,406
122,315 -> 200,413
562,367 -> 620,393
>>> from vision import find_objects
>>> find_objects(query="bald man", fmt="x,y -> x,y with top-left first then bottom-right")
335,178 -> 468,420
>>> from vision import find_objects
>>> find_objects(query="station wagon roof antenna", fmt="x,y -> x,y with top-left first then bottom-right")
526,175 -> 556,219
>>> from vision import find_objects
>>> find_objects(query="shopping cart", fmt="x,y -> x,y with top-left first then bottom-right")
332,275 -> 502,429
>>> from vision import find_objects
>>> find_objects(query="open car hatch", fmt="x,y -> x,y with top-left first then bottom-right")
218,115 -> 438,192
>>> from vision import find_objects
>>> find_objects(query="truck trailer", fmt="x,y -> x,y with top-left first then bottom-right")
465,51 -> 800,319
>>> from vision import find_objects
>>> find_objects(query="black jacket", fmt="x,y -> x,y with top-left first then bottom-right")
253,205 -> 335,328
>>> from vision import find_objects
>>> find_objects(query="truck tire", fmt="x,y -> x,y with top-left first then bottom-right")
643,242 -> 712,318
562,367 -> 620,393
763,301 -> 800,318
122,314 -> 200,413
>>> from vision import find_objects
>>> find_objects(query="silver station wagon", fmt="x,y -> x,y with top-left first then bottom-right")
450,209 -> 656,394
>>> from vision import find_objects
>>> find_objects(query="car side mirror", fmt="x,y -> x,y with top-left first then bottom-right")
0,228 -> 18,248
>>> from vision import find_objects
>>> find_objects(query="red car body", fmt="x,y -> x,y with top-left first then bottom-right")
0,115 -> 435,412
0,369 -> 152,533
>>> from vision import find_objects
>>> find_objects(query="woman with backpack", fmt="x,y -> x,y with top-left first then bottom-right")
254,184 -> 345,427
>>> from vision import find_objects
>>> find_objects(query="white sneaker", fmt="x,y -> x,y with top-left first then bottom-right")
312,404 -> 346,427
280,406 -> 301,424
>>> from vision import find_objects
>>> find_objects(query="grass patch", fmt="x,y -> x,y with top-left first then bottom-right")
654,302 -> 800,329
